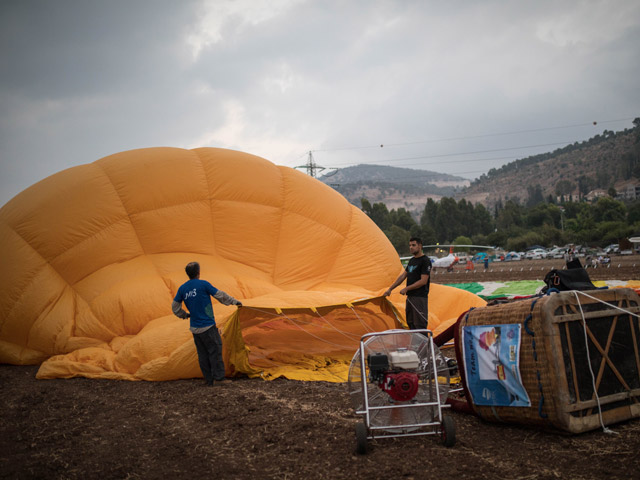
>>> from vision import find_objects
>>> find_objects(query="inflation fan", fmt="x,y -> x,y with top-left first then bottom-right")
347,329 -> 456,454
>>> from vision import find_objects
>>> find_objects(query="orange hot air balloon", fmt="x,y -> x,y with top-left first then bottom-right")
0,147 -> 485,381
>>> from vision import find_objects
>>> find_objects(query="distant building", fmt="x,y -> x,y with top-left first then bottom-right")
556,192 -> 581,203
623,184 -> 640,200
555,188 -> 635,203
585,189 -> 607,201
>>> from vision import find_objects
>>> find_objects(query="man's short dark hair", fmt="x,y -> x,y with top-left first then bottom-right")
185,262 -> 200,279
409,237 -> 423,245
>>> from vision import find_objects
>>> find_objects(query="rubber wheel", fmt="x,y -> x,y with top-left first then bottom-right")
355,421 -> 368,455
440,415 -> 456,447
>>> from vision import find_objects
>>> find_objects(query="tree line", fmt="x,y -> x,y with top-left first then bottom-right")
361,196 -> 640,255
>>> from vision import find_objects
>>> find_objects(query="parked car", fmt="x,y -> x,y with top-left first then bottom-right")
525,248 -> 547,260
574,245 -> 588,257
547,247 -> 565,259
604,244 -> 620,254
493,250 -> 507,262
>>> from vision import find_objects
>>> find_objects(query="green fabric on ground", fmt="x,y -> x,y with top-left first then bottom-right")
490,281 -> 543,297
443,280 -> 544,299
442,282 -> 484,295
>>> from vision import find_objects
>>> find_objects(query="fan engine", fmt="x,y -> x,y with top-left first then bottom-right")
367,349 -> 420,402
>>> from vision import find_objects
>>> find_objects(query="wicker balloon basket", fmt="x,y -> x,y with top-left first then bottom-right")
454,288 -> 640,433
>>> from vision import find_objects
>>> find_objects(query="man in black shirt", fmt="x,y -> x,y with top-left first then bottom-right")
383,237 -> 431,330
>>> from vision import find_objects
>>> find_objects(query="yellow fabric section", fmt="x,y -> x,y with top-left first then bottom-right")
222,297 -> 403,382
0,147 -> 486,381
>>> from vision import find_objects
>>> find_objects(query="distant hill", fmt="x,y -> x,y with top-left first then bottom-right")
319,120 -> 640,213
318,164 -> 469,211
460,121 -> 640,208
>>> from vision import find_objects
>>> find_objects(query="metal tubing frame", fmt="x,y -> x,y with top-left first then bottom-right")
356,329 -> 447,440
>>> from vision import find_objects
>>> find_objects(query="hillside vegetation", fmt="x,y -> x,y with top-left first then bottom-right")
349,120 -> 640,254
322,120 -> 640,215
319,164 -> 468,211
463,119 -> 640,208
363,192 -> 640,255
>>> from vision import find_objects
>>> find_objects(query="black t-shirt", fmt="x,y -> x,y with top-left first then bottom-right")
405,255 -> 432,297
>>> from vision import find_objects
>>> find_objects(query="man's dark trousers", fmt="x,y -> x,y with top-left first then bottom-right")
192,327 -> 225,384
406,296 -> 428,330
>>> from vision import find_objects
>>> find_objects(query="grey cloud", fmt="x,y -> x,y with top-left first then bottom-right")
0,0 -> 198,99
1,0 -> 639,206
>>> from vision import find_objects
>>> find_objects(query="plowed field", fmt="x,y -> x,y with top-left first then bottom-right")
2,256 -> 639,479
431,255 -> 639,283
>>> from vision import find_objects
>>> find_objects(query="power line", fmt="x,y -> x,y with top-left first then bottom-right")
290,116 -> 637,181
309,117 -> 634,154
375,154 -> 519,168
318,140 -> 572,169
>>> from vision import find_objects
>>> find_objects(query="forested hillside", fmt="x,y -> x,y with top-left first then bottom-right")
363,194 -> 640,255
461,119 -> 640,208
324,120 -> 640,254
319,164 -> 468,211
322,164 -> 465,185
321,120 -> 640,216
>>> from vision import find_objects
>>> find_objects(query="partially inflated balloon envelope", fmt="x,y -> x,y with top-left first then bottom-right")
0,148 -> 485,381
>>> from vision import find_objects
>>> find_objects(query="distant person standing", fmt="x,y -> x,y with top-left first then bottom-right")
172,262 -> 242,386
383,237 -> 432,330
483,257 -> 489,270
564,247 -> 575,263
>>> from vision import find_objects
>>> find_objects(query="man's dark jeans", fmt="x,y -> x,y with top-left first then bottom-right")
192,326 -> 225,385
405,296 -> 428,331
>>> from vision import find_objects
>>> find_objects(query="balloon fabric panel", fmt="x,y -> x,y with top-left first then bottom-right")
0,147 -> 486,381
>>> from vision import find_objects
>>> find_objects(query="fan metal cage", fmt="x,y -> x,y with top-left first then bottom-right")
348,329 -> 451,433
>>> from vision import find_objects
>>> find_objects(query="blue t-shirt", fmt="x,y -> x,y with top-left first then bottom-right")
174,279 -> 219,329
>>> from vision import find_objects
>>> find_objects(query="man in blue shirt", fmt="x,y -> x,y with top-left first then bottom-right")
172,262 -> 242,386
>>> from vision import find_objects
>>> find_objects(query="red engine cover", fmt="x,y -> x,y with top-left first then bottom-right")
381,371 -> 419,402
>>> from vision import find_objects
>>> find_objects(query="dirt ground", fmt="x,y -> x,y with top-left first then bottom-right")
431,254 -> 640,283
1,257 -> 639,480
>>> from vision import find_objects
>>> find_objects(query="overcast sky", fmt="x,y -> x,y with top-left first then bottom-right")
1,0 -> 639,205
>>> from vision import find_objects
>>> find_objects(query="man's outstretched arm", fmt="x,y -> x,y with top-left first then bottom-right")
384,271 -> 408,296
214,290 -> 243,307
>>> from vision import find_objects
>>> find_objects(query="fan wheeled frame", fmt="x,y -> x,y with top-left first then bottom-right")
348,329 -> 456,453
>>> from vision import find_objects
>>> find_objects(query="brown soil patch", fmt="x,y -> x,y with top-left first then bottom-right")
2,256 -> 639,479
432,255 -> 640,283
2,367 -> 640,480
